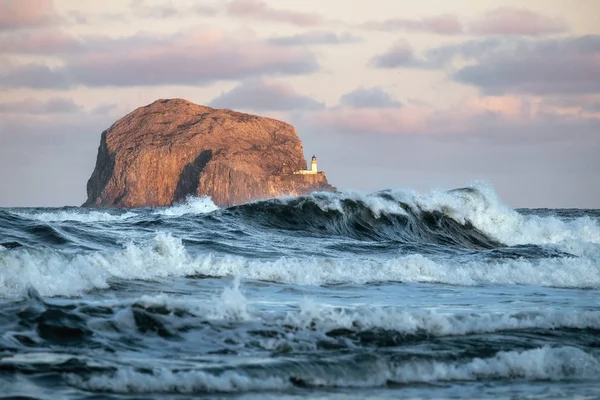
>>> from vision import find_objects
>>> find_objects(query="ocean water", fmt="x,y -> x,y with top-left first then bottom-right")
0,183 -> 599,399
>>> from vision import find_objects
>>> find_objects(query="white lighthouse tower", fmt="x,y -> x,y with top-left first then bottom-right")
294,155 -> 320,174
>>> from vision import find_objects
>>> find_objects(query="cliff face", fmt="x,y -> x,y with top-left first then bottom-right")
83,99 -> 335,208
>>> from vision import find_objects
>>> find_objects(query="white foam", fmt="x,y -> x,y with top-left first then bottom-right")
135,277 -> 252,322
284,299 -> 600,335
13,210 -> 138,223
392,346 -> 600,383
400,182 -> 600,254
66,367 -> 290,393
64,346 -> 599,393
0,232 -> 199,298
155,196 -> 219,217
10,196 -> 218,223
128,286 -> 600,337
193,252 -> 600,289
1,235 -> 599,299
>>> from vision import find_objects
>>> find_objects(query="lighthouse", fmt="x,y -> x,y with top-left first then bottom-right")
293,155 -> 320,174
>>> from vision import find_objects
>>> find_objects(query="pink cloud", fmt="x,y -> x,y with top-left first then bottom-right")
0,29 -> 80,54
469,7 -> 568,36
302,93 -> 600,140
0,0 -> 58,30
227,0 -> 321,27
362,14 -> 462,35
0,27 -> 319,88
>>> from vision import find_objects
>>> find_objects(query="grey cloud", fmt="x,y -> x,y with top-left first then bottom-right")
469,7 -> 568,36
227,0 -> 321,26
369,35 -> 600,96
368,39 -> 437,69
361,8 -> 566,37
0,63 -> 69,89
362,14 -> 462,35
209,79 -> 324,111
0,97 -> 82,114
545,97 -> 600,113
340,87 -> 402,108
268,31 -> 360,46
369,40 -> 416,68
65,53 -> 317,87
583,102 -> 600,113
453,35 -> 600,95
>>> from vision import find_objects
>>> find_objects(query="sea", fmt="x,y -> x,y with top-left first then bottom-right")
0,183 -> 599,399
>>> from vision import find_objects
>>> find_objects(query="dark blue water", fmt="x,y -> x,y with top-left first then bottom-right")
1,184 -> 599,399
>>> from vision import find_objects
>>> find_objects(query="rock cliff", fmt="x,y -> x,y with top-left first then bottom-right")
83,99 -> 335,208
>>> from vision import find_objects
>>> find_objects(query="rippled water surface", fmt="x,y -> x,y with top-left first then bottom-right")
1,184 -> 599,399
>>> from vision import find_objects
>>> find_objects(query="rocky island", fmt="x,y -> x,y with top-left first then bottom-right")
83,98 -> 335,208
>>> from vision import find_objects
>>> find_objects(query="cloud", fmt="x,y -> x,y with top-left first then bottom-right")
469,7 -> 568,36
0,63 -> 70,89
368,39 -> 432,69
268,31 -> 360,46
90,103 -> 119,115
0,28 -> 319,88
209,79 -> 323,111
339,87 -> 402,108
133,1 -> 217,19
361,8 -> 567,37
368,35 -> 600,96
226,0 -> 321,26
362,14 -> 462,35
368,40 -> 414,68
0,29 -> 81,54
0,97 -> 82,114
301,93 -> 600,141
0,0 -> 58,30
453,35 -> 600,95
307,107 -> 428,135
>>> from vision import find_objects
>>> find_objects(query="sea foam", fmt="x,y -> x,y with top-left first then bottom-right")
1,232 -> 599,299
64,346 -> 599,393
153,196 -> 219,217
13,210 -> 138,223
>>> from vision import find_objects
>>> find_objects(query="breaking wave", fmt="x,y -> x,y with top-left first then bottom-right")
0,231 -> 599,299
227,183 -> 600,250
0,183 -> 599,298
64,345 -> 600,393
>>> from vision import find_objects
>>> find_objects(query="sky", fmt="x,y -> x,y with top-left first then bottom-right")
0,0 -> 599,208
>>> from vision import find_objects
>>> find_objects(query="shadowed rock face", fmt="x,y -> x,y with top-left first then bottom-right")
83,99 -> 335,208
